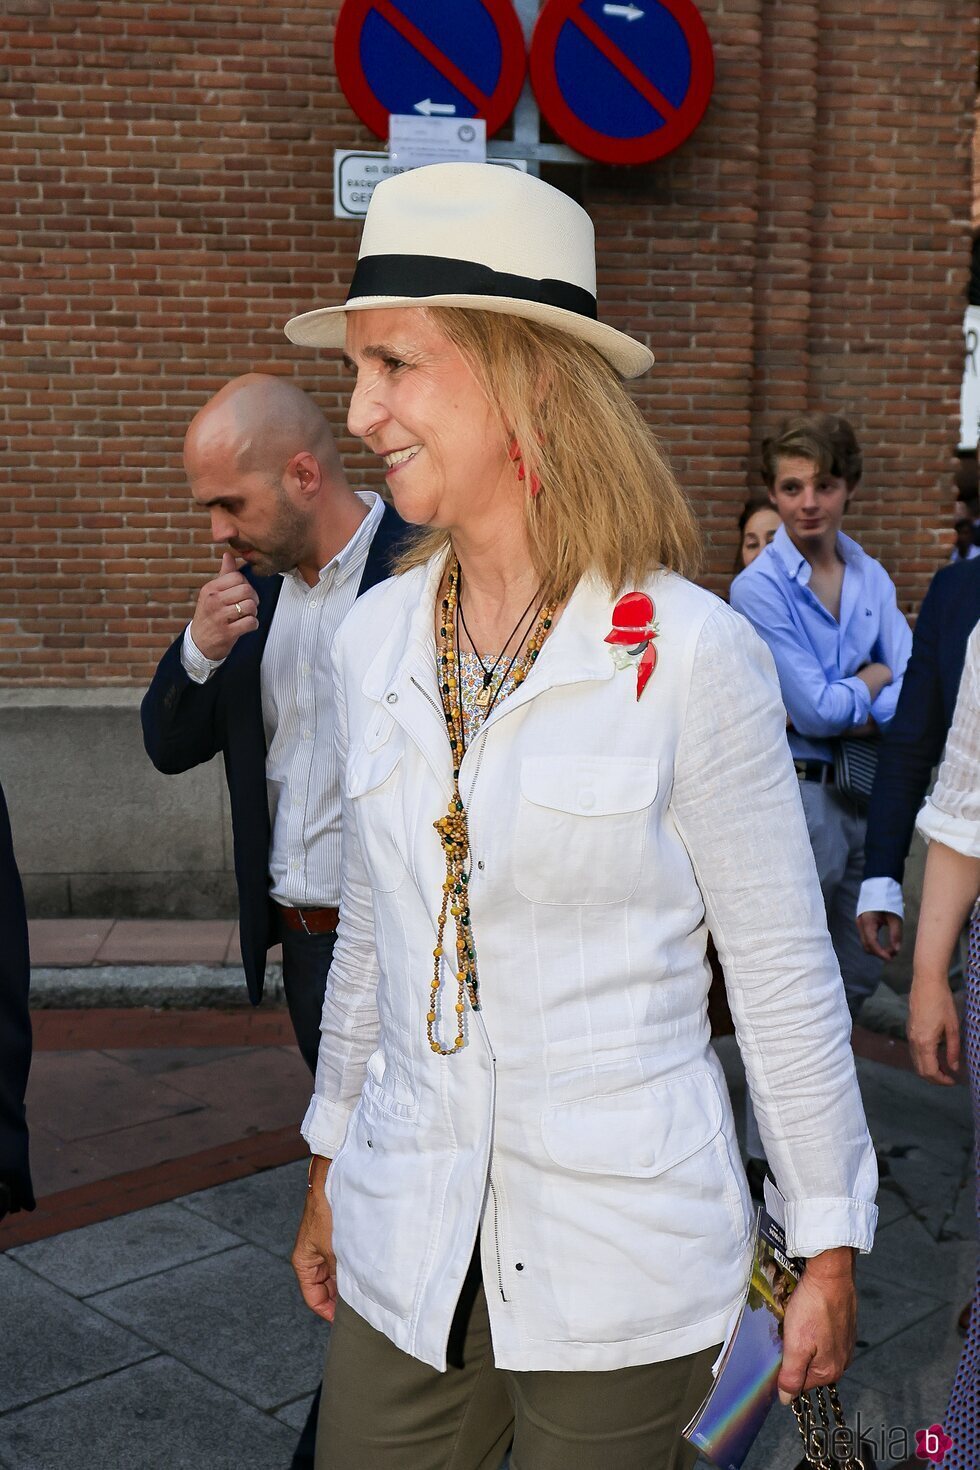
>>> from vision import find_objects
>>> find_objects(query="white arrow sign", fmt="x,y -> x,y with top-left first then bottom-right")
414,99 -> 457,116
603,3 -> 644,18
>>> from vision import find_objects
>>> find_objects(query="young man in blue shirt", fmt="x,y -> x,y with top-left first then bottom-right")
731,414 -> 912,1019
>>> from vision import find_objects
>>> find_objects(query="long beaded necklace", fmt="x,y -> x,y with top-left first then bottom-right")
428,556 -> 558,1056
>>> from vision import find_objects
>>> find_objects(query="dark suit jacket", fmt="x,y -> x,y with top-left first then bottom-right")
864,557 -> 980,888
0,779 -> 34,1215
141,505 -> 410,1004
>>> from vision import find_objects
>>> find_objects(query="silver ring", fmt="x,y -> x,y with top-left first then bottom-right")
234,602 -> 243,618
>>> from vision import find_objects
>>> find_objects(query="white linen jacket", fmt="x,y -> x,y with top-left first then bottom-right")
302,556 -> 878,1373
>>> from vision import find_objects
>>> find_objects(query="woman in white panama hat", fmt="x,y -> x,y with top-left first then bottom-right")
288,162 -> 876,1470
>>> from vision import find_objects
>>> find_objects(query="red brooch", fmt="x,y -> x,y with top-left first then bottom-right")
604,592 -> 659,701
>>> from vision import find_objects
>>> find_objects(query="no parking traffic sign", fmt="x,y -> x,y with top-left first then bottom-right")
529,0 -> 714,165
334,0 -> 527,141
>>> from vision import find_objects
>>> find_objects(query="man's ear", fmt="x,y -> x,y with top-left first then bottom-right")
285,451 -> 322,500
767,488 -> 778,509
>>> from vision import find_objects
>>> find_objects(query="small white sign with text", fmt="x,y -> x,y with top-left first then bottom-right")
388,114 -> 487,169
334,149 -> 526,220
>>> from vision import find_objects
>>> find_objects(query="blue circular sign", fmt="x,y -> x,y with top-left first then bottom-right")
530,0 -> 714,165
335,0 -> 527,140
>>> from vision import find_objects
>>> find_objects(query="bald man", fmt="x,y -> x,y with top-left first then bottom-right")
142,376 -> 408,1072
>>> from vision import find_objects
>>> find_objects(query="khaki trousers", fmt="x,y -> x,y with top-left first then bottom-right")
316,1287 -> 718,1470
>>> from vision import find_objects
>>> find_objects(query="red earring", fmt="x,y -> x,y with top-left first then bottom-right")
508,437 -> 542,497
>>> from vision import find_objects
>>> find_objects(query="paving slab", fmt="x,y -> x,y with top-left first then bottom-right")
95,920 -> 236,966
89,1242 -> 328,1411
25,1051 -> 202,1143
275,1390 -> 318,1433
75,1102 -> 274,1178
22,1120 -> 111,1198
158,1045 -> 311,1123
177,1157 -> 309,1260
873,1176 -> 914,1228
846,1303 -> 960,1430
853,1261 -> 950,1352
0,1255 -> 155,1415
8,1201 -> 243,1297
27,918 -> 114,967
860,1213 -> 977,1303
858,1057 -> 972,1165
101,1044 -> 255,1076
0,1355 -> 298,1470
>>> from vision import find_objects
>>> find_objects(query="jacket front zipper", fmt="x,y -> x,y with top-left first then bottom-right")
488,1174 -> 508,1302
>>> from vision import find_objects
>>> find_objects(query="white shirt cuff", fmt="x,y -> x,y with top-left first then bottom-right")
856,876 -> 904,921
180,624 -> 226,685
784,1197 -> 879,1259
300,1095 -> 354,1161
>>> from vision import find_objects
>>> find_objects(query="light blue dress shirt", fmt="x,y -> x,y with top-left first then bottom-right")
731,524 -> 912,765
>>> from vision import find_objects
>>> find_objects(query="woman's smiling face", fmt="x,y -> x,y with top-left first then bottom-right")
343,307 -> 511,531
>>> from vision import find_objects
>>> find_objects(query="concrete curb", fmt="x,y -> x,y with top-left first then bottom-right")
29,964 -> 285,1009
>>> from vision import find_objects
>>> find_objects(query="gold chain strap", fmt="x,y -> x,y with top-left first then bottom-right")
791,1385 -> 865,1470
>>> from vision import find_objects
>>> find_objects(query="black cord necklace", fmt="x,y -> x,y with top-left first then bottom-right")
457,578 -> 539,711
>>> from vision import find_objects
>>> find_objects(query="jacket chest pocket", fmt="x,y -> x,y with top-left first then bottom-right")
512,756 -> 659,905
345,725 -> 408,894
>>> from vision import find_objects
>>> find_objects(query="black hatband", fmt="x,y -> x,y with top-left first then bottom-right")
346,254 -> 598,321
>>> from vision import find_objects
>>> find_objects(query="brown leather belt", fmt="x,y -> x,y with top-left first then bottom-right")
278,905 -> 340,936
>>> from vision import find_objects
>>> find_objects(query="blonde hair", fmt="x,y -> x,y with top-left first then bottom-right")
393,308 -> 701,596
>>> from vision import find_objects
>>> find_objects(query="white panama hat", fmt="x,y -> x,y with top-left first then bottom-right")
284,162 -> 654,379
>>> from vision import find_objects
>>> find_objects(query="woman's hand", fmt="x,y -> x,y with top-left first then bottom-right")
908,974 -> 961,1085
291,1155 -> 338,1322
777,1247 -> 856,1404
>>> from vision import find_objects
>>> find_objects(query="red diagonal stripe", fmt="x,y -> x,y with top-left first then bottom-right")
570,8 -> 678,122
372,0 -> 490,111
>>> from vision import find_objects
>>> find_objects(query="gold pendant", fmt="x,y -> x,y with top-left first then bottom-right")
475,684 -> 492,709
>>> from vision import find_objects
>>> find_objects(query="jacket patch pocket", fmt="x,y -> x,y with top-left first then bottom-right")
532,1068 -> 751,1344
541,1064 -> 722,1178
327,1090 -> 431,1322
345,740 -> 408,893
513,756 -> 658,905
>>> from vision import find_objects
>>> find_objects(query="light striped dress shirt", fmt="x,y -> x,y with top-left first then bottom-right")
181,491 -> 385,907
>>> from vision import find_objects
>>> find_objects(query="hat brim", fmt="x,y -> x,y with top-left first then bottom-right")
284,294 -> 655,379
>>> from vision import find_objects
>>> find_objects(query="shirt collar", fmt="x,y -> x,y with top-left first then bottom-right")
284,492 -> 383,590
770,522 -> 863,585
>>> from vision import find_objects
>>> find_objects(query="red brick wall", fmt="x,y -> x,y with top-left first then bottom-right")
1,0 -> 976,683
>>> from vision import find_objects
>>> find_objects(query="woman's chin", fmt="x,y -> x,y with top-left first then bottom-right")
388,486 -> 444,530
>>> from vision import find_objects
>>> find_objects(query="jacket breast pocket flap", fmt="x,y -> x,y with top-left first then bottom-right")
344,741 -> 406,892
542,1067 -> 723,1178
513,757 -> 659,905
345,740 -> 402,800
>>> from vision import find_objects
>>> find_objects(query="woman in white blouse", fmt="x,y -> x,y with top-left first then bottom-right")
908,622 -> 980,1469
287,163 -> 877,1470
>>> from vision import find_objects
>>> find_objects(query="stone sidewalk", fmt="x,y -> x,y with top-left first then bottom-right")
1,1036 -> 972,1469
0,920 -> 973,1469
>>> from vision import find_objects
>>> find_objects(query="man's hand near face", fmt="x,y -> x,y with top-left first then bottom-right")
190,552 -> 260,661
